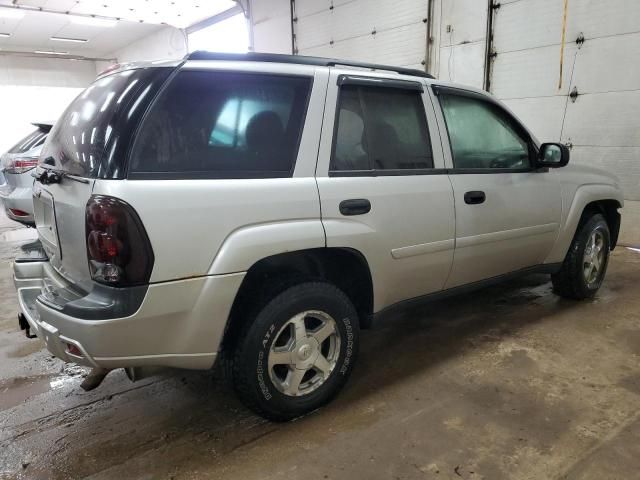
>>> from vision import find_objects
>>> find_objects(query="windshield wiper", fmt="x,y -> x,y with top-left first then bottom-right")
32,167 -> 89,185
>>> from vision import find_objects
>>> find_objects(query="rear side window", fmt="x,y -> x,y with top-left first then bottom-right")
129,71 -> 312,179
9,129 -> 47,154
331,84 -> 433,173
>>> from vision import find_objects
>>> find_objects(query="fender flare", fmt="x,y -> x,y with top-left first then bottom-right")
545,183 -> 623,264
208,220 -> 326,275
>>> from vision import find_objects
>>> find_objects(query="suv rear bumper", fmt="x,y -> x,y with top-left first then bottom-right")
0,182 -> 34,225
13,258 -> 245,370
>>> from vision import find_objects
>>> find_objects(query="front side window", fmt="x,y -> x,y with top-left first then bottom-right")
130,71 -> 312,178
439,93 -> 531,170
331,84 -> 433,173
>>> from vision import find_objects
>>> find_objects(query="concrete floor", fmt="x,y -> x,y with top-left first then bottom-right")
0,204 -> 639,480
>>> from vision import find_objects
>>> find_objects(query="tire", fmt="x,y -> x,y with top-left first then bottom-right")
232,281 -> 359,421
552,213 -> 610,300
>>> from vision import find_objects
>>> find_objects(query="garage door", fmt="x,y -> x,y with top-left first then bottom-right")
489,0 -> 640,200
292,0 -> 429,70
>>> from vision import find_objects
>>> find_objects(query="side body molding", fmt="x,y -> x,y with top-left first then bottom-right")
208,220 -> 326,275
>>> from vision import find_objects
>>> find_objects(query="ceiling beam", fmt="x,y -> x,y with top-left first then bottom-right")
0,49 -> 116,62
1,4 -> 155,24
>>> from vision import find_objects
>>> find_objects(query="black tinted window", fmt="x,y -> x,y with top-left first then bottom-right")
129,71 -> 312,178
9,129 -> 47,154
439,93 -> 531,170
331,85 -> 433,172
40,68 -> 171,178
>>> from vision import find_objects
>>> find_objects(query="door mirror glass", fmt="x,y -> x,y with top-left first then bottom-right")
537,143 -> 570,168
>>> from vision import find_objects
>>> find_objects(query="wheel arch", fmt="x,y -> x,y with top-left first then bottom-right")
580,199 -> 621,249
546,184 -> 623,264
220,247 -> 374,354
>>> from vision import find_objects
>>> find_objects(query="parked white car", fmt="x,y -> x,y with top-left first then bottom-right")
0,123 -> 52,225
13,53 -> 623,421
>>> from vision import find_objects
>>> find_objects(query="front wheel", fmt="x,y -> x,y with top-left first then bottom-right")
552,213 -> 610,299
232,282 -> 359,421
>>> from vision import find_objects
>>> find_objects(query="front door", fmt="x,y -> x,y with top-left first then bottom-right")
433,87 -> 562,288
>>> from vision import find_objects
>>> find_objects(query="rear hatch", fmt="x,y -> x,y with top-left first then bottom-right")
33,66 -> 172,291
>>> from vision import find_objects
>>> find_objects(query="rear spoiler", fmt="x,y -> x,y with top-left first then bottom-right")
31,122 -> 54,132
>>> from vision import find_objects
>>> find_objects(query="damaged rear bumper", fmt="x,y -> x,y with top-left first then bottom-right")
13,253 -> 246,370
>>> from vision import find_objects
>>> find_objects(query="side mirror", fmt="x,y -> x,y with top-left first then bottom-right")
537,143 -> 570,168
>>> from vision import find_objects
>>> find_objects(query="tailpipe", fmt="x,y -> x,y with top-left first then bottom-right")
80,368 -> 111,391
124,366 -> 165,382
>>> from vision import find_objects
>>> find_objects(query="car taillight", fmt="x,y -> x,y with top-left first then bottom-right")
85,195 -> 154,287
8,208 -> 30,217
5,156 -> 38,174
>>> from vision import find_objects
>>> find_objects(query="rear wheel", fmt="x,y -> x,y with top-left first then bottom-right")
552,213 -> 610,299
232,282 -> 359,421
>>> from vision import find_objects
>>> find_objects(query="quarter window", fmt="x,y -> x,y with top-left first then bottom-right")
130,71 -> 312,178
439,93 -> 531,170
331,84 -> 433,173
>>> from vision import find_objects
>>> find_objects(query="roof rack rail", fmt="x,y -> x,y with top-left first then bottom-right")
187,51 -> 435,79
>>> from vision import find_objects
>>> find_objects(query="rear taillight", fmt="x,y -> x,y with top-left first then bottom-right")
8,208 -> 30,217
85,195 -> 154,287
5,156 -> 38,174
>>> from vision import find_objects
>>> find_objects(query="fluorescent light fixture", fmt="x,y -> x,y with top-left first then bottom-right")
0,9 -> 25,19
70,16 -> 117,27
0,33 -> 10,38
34,50 -> 69,55
51,36 -> 88,43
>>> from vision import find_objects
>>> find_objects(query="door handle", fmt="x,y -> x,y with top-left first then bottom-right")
464,191 -> 486,205
339,199 -> 371,216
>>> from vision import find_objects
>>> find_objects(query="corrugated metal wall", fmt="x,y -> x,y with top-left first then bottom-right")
249,0 -> 640,199
292,0 -> 429,70
490,0 -> 640,200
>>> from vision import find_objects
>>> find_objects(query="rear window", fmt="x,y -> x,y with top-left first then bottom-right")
9,129 -> 48,154
40,67 -> 171,178
129,71 -> 312,179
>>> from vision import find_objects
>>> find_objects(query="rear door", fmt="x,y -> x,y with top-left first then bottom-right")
431,86 -> 562,288
316,70 -> 456,312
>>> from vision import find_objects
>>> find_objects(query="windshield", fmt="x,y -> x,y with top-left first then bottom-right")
40,67 -> 172,178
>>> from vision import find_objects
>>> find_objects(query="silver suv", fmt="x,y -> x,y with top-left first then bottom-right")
0,122 -> 52,225
13,52 -> 623,421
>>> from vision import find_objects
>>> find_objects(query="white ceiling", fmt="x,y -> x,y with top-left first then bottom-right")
0,0 -> 238,58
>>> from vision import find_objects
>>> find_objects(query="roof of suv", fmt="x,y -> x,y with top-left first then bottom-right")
187,51 -> 435,79
98,51 -> 434,80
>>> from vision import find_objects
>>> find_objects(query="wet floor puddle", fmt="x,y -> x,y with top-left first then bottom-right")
0,374 -> 77,411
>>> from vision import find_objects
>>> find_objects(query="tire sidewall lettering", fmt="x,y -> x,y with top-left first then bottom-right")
340,317 -> 354,375
256,324 -> 276,401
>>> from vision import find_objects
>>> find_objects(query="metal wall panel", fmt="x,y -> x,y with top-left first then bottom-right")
491,44 -> 576,99
438,41 -> 486,89
301,21 -> 427,67
438,0 -> 487,47
502,97 -> 567,143
490,0 -> 640,199
294,0 -> 428,68
249,0 -> 292,54
570,33 -> 640,95
562,91 -> 640,148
